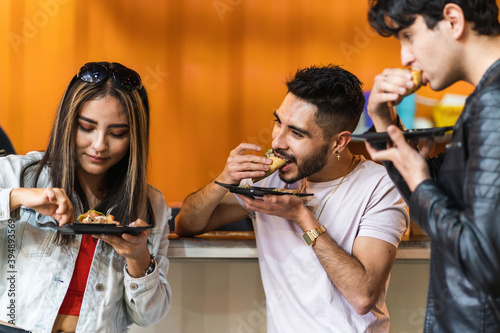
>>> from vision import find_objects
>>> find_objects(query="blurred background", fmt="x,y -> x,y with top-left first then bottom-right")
3,1 -> 493,332
0,0 -> 476,205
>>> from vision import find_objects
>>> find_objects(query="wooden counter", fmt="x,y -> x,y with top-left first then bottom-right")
167,231 -> 430,260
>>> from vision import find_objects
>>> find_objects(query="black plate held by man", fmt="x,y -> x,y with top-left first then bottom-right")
214,181 -> 313,198
351,126 -> 454,143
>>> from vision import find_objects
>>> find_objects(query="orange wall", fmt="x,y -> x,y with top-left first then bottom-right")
0,0 -> 481,203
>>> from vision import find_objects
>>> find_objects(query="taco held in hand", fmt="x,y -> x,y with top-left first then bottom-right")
388,69 -> 422,108
252,149 -> 288,183
405,69 -> 423,96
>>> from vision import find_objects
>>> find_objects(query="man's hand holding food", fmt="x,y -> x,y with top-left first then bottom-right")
215,143 -> 273,185
367,68 -> 422,131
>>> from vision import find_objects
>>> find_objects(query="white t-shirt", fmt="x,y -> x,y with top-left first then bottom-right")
237,157 -> 408,333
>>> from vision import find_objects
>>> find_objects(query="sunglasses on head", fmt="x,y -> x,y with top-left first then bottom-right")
77,62 -> 143,91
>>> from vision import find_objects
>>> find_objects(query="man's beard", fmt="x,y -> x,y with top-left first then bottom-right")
275,143 -> 330,184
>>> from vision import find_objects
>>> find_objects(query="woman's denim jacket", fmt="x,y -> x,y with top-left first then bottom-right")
0,152 -> 172,332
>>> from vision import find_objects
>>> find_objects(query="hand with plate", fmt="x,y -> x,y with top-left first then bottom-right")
366,124 -> 435,192
93,219 -> 152,266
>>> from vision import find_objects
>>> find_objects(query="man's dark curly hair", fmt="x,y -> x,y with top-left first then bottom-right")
285,65 -> 365,140
368,0 -> 500,37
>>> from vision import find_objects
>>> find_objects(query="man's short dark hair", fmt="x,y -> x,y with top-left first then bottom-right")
368,0 -> 500,37
285,64 -> 365,139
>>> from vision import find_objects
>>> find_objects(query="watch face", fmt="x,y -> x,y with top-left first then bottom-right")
303,233 -> 314,246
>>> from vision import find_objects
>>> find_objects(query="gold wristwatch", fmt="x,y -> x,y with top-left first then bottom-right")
303,225 -> 327,246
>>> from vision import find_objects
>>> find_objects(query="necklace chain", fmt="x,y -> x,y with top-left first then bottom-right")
315,156 -> 358,221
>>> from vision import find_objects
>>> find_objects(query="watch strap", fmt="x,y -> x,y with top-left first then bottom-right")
303,225 -> 327,246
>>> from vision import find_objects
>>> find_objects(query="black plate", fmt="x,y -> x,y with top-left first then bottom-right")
46,222 -> 153,235
351,126 -> 454,143
215,181 -> 313,197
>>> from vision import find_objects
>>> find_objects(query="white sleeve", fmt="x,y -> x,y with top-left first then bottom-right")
357,177 -> 409,247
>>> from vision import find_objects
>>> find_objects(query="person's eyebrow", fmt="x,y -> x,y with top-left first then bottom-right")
78,115 -> 97,125
289,124 -> 312,138
78,116 -> 129,129
395,26 -> 408,40
273,111 -> 280,121
272,111 -> 312,138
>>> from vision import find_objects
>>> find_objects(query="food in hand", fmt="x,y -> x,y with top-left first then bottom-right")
404,69 -> 423,97
252,149 -> 288,183
77,210 -> 120,225
388,69 -> 422,108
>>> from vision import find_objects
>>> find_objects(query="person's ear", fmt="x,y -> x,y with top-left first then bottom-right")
332,131 -> 352,153
442,3 -> 465,40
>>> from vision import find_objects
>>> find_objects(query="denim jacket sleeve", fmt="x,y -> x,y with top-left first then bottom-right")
0,188 -> 14,222
0,152 -> 45,224
122,185 -> 172,326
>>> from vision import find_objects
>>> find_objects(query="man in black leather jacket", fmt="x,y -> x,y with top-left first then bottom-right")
365,0 -> 500,332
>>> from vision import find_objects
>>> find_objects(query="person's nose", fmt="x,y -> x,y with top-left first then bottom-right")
91,131 -> 107,152
271,125 -> 287,151
401,45 -> 415,68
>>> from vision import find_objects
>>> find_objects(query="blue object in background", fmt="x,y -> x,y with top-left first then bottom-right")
363,91 -> 373,129
353,90 -> 372,134
397,94 -> 416,129
356,91 -> 416,131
